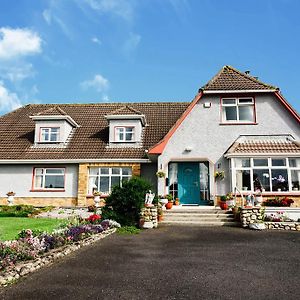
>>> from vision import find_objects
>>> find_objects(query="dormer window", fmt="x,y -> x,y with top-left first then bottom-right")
221,97 -> 255,123
115,126 -> 134,142
40,127 -> 60,142
30,106 -> 79,147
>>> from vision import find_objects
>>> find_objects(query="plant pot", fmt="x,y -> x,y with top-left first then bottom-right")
157,215 -> 163,222
220,201 -> 228,210
165,202 -> 173,210
175,200 -> 180,205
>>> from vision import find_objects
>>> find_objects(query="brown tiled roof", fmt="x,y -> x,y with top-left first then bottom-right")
202,65 -> 278,91
226,136 -> 300,155
107,105 -> 143,116
0,102 -> 189,160
35,106 -> 68,116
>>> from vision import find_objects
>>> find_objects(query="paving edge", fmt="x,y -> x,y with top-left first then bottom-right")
0,228 -> 116,287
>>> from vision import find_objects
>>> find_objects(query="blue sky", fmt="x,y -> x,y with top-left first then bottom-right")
0,0 -> 299,114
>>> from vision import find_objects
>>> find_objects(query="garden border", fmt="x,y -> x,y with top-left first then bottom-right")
0,228 -> 116,287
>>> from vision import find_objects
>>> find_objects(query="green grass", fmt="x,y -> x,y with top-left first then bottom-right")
116,226 -> 141,235
0,218 -> 65,241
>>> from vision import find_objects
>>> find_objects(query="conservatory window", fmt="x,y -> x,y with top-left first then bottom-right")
233,157 -> 300,192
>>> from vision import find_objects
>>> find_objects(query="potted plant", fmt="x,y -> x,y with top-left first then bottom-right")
93,191 -> 101,207
165,194 -> 173,210
226,192 -> 235,209
156,170 -> 166,178
214,170 -> 225,180
6,191 -> 15,206
175,198 -> 180,205
157,203 -> 163,222
254,190 -> 263,207
219,195 -> 228,210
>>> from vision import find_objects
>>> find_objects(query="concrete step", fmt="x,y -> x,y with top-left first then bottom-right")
161,207 -> 238,226
160,220 -> 239,226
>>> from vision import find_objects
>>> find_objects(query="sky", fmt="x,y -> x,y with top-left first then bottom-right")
0,0 -> 299,115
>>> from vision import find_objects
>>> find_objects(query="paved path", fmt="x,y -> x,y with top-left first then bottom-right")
1,226 -> 299,300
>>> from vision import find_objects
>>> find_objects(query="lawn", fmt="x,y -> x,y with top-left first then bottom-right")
0,218 -> 65,241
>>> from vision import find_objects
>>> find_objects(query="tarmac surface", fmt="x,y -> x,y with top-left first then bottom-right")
0,226 -> 299,300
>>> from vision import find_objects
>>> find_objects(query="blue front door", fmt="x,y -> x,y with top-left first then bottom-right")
178,162 -> 200,205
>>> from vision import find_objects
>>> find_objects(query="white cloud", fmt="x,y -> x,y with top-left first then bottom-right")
91,36 -> 102,45
0,27 -> 42,60
42,7 -> 73,39
80,74 -> 109,92
84,0 -> 134,21
0,63 -> 35,83
42,9 -> 52,24
0,81 -> 22,112
123,32 -> 141,55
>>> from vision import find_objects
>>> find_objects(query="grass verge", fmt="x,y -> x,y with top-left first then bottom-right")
116,226 -> 141,235
0,218 -> 65,241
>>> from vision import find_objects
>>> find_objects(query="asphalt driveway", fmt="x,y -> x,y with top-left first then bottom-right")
0,226 -> 299,300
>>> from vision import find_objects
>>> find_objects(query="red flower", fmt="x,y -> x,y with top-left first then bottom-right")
86,214 -> 101,223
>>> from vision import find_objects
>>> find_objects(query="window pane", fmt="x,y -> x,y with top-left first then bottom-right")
236,170 -> 251,191
111,176 -> 121,189
100,176 -> 109,193
238,106 -> 253,122
272,159 -> 286,166
122,168 -> 132,176
271,169 -> 288,191
44,175 -> 64,189
222,99 -> 236,105
100,168 -> 109,174
88,176 -> 98,194
289,158 -> 300,168
224,106 -> 237,121
291,170 -> 300,191
112,168 -> 120,175
41,129 -> 49,141
125,132 -> 133,141
89,168 -> 99,176
253,169 -> 270,191
46,168 -> 64,174
168,163 -> 178,199
238,98 -> 253,104
235,158 -> 250,168
35,175 -> 43,188
253,159 -> 268,167
125,127 -> 133,133
35,168 -> 43,175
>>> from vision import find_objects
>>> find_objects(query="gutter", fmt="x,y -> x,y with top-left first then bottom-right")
0,158 -> 152,164
202,89 -> 277,94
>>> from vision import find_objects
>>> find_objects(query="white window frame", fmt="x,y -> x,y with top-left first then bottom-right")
40,127 -> 60,142
115,126 -> 135,142
88,167 -> 132,195
33,167 -> 65,190
231,157 -> 300,193
221,97 -> 255,123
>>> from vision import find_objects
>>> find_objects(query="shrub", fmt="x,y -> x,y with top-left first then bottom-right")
0,205 -> 39,217
101,177 -> 152,226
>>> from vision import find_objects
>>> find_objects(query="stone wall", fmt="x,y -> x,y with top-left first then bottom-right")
0,197 -> 77,207
240,207 -> 300,231
140,206 -> 158,229
240,208 -> 264,227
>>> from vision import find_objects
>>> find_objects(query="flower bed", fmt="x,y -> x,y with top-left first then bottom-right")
0,218 -> 120,286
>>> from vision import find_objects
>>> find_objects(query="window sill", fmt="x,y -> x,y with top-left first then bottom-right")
30,189 -> 65,192
219,122 -> 258,126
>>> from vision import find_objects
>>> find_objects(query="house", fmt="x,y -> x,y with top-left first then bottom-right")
0,66 -> 299,207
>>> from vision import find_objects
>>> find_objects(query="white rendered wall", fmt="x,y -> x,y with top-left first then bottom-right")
0,164 -> 78,197
34,120 -> 73,142
158,93 -> 300,196
109,119 -> 142,143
